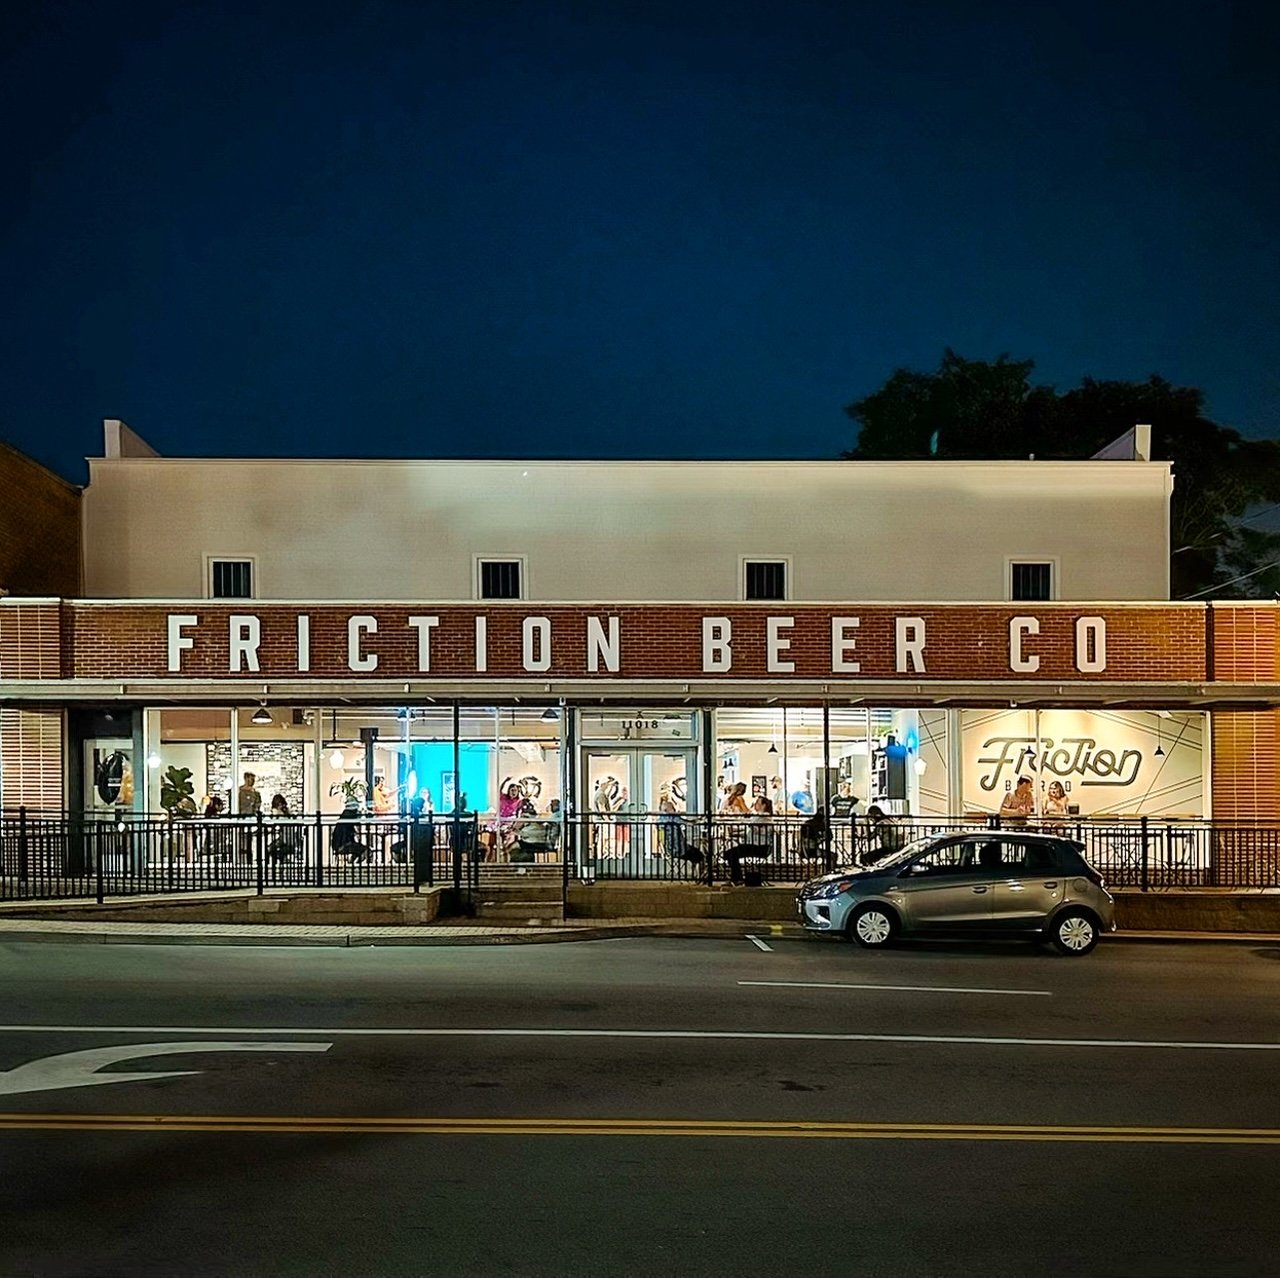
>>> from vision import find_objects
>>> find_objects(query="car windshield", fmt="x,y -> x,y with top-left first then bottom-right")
861,836 -> 937,869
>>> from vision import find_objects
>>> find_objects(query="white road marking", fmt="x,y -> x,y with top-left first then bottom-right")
0,1024 -> 1275,1051
0,1041 -> 332,1097
738,980 -> 1051,997
747,935 -> 773,952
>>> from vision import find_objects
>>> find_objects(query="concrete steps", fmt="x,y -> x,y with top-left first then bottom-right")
471,866 -> 566,923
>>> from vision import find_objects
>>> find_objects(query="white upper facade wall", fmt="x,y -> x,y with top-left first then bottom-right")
80,457 -> 1172,601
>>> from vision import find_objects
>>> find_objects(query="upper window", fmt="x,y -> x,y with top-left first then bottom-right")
479,559 -> 523,600
1010,561 -> 1054,602
744,560 -> 787,601
209,558 -> 253,599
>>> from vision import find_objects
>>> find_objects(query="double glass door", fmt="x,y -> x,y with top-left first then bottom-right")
583,748 -> 697,862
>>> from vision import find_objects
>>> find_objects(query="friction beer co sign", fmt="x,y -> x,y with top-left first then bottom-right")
165,610 -> 1109,676
51,603 -> 1206,682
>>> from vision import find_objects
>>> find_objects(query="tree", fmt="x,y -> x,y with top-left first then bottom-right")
843,350 -> 1280,599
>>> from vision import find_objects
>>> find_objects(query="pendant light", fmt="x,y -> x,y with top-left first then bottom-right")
1154,715 -> 1165,758
250,704 -> 272,726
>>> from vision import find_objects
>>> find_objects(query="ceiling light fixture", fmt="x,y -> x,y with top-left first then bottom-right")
251,704 -> 272,726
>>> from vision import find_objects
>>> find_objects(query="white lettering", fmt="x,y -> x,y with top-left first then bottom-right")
166,614 -> 198,673
474,616 -> 487,673
523,616 -> 552,673
348,615 -> 378,673
407,615 -> 440,673
1075,616 -> 1107,673
229,614 -> 261,674
1009,616 -> 1040,674
702,616 -> 732,673
895,616 -> 926,674
831,616 -> 861,674
296,614 -> 310,674
586,615 -> 620,674
767,616 -> 795,674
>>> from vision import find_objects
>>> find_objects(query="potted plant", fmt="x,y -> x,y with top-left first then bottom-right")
329,778 -> 368,809
159,765 -> 197,861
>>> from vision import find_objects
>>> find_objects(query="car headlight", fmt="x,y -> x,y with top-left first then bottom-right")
812,877 -> 860,899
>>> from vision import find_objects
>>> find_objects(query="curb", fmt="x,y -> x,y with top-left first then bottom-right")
0,924 -> 660,949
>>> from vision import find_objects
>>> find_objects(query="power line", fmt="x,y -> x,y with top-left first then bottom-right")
1179,557 -> 1280,600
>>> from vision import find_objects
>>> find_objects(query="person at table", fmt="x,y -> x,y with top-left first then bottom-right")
719,781 -> 749,815
1000,776 -> 1035,824
863,805 -> 906,864
725,796 -> 775,885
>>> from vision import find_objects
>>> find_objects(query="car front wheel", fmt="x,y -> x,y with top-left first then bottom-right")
1050,909 -> 1099,956
849,904 -> 897,949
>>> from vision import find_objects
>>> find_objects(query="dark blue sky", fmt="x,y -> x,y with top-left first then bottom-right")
3,0 -> 1278,482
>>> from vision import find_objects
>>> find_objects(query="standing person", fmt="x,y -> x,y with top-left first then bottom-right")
237,772 -> 261,816
1000,776 -> 1035,824
720,782 -> 749,815
236,771 -> 261,863
372,776 -> 392,816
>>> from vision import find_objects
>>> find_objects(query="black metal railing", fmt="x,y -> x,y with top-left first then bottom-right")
3,808 -> 1280,901
0,810 -> 490,903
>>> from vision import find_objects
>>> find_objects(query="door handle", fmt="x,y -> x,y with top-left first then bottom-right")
1044,882 -> 1058,890
971,886 -> 988,894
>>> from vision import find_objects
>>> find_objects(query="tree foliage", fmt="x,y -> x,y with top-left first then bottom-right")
843,350 -> 1280,599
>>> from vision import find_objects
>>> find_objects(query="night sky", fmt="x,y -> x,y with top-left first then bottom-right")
4,0 -> 1278,483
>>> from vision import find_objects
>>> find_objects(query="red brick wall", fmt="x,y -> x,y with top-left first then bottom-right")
0,445 -> 80,597
0,602 -> 64,679
1210,607 -> 1280,824
66,603 -> 1209,681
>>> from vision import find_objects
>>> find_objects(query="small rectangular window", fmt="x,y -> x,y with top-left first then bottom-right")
745,561 -> 787,601
1010,561 -> 1053,601
210,559 -> 253,599
480,559 -> 522,600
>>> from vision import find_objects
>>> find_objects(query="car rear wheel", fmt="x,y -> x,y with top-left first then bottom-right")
1050,909 -> 1099,956
849,904 -> 897,949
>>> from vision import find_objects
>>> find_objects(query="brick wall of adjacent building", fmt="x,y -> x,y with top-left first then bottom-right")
0,445 -> 80,598
1211,606 -> 1280,825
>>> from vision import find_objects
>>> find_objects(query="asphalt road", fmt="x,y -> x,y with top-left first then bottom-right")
2,933 -> 1280,1277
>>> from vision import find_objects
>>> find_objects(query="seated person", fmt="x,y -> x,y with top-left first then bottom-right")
331,803 -> 371,863
725,797 -> 775,885
513,800 -> 551,863
390,797 -> 434,865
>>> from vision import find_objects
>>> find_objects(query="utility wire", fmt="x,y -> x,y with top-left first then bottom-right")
1179,557 -> 1280,599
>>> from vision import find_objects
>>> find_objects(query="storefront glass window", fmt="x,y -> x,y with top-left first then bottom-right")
235,707 -> 317,818
318,709 -> 404,816
143,709 -> 232,816
959,708 -> 1207,818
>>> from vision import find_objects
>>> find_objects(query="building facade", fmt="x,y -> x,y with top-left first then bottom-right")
1,421 -> 1278,871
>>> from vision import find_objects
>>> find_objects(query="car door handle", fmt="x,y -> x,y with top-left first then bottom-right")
971,886 -> 988,894
1043,882 -> 1058,890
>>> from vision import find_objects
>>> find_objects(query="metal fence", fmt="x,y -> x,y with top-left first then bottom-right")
3,808 -> 1280,901
567,812 -> 1280,891
0,810 -> 487,903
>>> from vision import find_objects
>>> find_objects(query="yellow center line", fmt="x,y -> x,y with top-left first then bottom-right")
1,1113 -> 1279,1144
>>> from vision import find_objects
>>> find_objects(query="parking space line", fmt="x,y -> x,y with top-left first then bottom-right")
746,936 -> 774,952
738,980 -> 1051,997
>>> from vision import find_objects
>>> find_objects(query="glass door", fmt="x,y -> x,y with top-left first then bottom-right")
582,747 -> 697,866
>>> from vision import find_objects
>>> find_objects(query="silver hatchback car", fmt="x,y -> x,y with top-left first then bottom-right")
797,831 -> 1115,955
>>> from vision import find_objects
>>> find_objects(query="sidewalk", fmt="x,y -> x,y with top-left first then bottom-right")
1,916 -> 1279,947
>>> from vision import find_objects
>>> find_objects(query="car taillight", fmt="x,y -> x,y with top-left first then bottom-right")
1081,865 -> 1105,887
